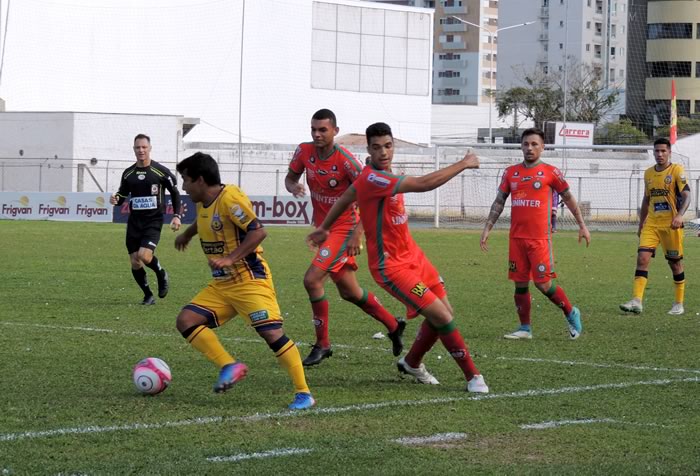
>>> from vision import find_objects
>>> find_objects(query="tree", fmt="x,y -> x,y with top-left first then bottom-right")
595,119 -> 648,145
497,61 -> 621,130
656,116 -> 700,138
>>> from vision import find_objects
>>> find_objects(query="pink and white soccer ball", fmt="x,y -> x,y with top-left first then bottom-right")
133,357 -> 172,395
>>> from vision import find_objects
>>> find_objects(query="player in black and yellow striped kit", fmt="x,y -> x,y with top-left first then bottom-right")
174,152 -> 314,410
620,138 -> 691,315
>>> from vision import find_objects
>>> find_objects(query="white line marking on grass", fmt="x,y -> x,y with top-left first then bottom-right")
497,356 -> 700,375
0,321 -> 380,351
207,448 -> 312,463
393,432 -> 467,445
521,419 -> 666,430
1,377 -> 697,443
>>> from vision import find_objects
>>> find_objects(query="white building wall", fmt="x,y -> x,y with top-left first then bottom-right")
0,0 -> 433,146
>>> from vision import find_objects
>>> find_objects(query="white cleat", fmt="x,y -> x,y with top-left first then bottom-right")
503,329 -> 533,340
668,303 -> 685,315
467,374 -> 489,394
397,357 -> 440,385
620,298 -> 643,314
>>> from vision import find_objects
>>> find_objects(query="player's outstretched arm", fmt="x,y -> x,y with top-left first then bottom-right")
480,190 -> 508,252
285,170 -> 306,198
397,152 -> 479,194
175,222 -> 198,251
560,189 -> 591,247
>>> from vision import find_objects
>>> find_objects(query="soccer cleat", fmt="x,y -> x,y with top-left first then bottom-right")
397,357 -> 439,385
288,392 -> 316,410
566,306 -> 582,340
620,298 -> 643,314
668,303 -> 685,315
387,319 -> 407,356
141,295 -> 156,305
214,362 -> 248,393
302,345 -> 333,367
503,327 -> 533,340
157,269 -> 169,299
466,374 -> 489,394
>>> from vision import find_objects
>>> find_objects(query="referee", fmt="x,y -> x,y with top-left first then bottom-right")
110,133 -> 182,305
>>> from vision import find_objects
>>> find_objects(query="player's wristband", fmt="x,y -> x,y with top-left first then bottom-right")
173,214 -> 182,219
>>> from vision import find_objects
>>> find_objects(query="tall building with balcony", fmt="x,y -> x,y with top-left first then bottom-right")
627,0 -> 700,132
433,0 -> 499,105
498,0 -> 628,116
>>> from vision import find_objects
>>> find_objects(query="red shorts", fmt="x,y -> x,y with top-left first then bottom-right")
372,252 -> 445,319
508,238 -> 557,283
312,223 -> 358,277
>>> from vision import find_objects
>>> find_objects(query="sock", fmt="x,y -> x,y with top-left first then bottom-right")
545,284 -> 573,316
632,269 -> 648,301
145,255 -> 163,275
131,267 -> 152,297
405,320 -> 439,368
182,325 -> 235,368
311,295 -> 330,348
673,272 -> 685,304
514,287 -> 531,327
269,335 -> 310,394
435,320 -> 479,380
354,289 -> 398,333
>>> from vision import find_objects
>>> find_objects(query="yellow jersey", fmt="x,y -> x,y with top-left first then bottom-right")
196,184 -> 271,283
643,163 -> 689,228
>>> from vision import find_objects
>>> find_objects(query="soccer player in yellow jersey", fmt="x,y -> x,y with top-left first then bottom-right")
173,152 -> 314,410
620,138 -> 691,316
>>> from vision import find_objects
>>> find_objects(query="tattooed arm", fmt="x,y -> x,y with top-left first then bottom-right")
480,190 -> 509,252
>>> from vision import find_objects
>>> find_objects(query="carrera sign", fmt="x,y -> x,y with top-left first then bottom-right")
545,121 -> 595,146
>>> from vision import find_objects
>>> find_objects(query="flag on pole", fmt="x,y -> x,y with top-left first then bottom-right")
670,79 -> 677,145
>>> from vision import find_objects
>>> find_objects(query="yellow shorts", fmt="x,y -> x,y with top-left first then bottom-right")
639,226 -> 684,260
185,278 -> 283,331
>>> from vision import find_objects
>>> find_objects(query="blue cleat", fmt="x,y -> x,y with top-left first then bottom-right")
566,306 -> 582,340
288,392 -> 316,410
214,362 -> 248,393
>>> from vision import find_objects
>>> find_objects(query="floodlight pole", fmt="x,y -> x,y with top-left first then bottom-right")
451,17 -> 536,144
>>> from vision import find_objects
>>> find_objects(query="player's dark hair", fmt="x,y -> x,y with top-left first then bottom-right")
366,122 -> 393,144
134,133 -> 151,143
654,137 -> 671,149
312,108 -> 337,127
521,127 -> 545,143
177,152 -> 221,186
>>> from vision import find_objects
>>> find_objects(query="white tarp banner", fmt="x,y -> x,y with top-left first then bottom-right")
0,192 -> 113,222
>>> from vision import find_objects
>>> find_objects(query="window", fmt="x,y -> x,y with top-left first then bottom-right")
559,43 -> 563,49
610,68 -> 615,81
543,65 -> 549,74
446,34 -> 454,42
586,43 -> 590,52
587,0 -> 591,6
610,47 -> 616,57
559,65 -> 563,71
697,62 -> 700,78
619,68 -> 624,79
586,21 -> 591,29
611,24 -> 616,38
648,23 -> 693,40
559,20 -> 564,27
438,70 -> 461,78
544,43 -> 549,51
696,100 -> 700,114
697,24 -> 700,39
647,62 -> 692,78
594,44 -> 602,58
595,23 -> 602,36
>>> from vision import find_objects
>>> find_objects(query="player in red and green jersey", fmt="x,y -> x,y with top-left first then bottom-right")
286,109 -> 405,367
480,128 -> 591,340
307,122 -> 488,393
619,137 -> 691,315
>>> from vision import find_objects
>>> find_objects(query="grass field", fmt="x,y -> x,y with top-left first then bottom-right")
1,221 -> 699,475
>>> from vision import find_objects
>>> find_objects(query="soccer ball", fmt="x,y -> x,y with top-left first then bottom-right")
133,357 -> 172,395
